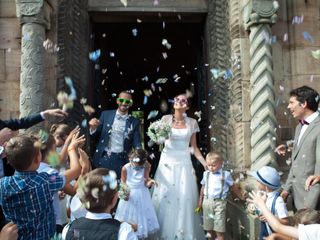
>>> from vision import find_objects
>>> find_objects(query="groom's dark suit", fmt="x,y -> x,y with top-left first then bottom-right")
91,110 -> 141,177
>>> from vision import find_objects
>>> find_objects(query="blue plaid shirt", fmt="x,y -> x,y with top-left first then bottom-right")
0,171 -> 65,240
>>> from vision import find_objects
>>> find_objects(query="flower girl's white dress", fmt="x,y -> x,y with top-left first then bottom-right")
115,163 -> 159,238
152,115 -> 205,240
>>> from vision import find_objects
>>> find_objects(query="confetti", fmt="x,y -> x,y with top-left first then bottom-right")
120,0 -> 127,7
143,96 -> 148,105
81,119 -> 87,128
156,78 -> 168,84
210,68 -> 221,79
89,49 -> 101,62
43,39 -> 60,53
162,52 -> 168,59
160,100 -> 168,112
161,39 -> 171,49
303,32 -> 314,42
147,110 -> 159,120
102,68 -> 107,74
311,50 -> 320,59
194,111 -> 202,122
142,76 -> 149,82
83,105 -> 95,115
110,52 -> 115,57
80,98 -> 87,105
279,85 -> 284,91
65,77 -> 77,100
143,90 -> 152,97
132,28 -> 138,36
57,91 -> 74,111
47,151 -> 60,167
137,18 -> 142,23
283,33 -> 288,42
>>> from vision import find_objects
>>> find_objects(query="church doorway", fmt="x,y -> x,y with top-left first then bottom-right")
89,12 -> 209,176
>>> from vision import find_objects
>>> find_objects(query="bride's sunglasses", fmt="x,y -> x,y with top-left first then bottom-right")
117,98 -> 133,104
174,97 -> 188,105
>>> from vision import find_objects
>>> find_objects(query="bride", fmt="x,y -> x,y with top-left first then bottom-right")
152,94 -> 206,240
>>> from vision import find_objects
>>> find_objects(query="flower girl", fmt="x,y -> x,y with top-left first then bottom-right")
115,149 -> 159,239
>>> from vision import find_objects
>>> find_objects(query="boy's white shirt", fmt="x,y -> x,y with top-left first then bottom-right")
37,162 -> 64,225
200,169 -> 234,199
61,212 -> 138,240
298,224 -> 320,240
264,191 -> 288,235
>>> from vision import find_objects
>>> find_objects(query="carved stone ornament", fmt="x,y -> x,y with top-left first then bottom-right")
252,0 -> 277,18
16,0 -> 43,17
243,0 -> 279,29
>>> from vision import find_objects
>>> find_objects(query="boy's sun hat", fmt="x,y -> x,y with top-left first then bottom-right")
250,166 -> 281,190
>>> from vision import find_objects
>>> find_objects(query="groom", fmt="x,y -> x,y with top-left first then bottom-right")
89,91 -> 141,178
276,85 -> 320,210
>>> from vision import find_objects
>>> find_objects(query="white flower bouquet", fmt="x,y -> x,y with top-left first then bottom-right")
118,182 -> 130,201
147,120 -> 171,145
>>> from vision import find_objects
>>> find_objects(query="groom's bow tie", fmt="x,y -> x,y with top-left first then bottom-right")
299,119 -> 309,126
116,114 -> 128,121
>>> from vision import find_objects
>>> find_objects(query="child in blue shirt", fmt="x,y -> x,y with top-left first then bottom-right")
0,134 -> 83,240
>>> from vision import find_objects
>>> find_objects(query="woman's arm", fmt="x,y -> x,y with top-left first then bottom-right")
248,191 -> 298,239
190,133 -> 206,168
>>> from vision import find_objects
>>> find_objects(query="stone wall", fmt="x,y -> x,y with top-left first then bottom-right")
0,0 -> 20,119
0,0 -> 59,121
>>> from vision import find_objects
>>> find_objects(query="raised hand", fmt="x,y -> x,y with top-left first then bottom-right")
79,148 -> 91,175
88,118 -> 100,132
68,132 -> 85,151
0,128 -> 17,145
42,108 -> 68,122
64,126 -> 81,146
274,144 -> 287,156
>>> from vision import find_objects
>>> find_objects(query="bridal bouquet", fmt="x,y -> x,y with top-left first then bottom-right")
118,182 -> 130,201
147,120 -> 171,144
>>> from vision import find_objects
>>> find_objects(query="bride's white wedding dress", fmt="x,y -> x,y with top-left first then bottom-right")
152,115 -> 205,240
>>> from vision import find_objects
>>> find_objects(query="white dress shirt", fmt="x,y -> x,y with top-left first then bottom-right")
298,111 -> 319,145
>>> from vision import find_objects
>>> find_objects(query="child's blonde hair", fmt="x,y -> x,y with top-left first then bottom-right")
206,152 -> 222,163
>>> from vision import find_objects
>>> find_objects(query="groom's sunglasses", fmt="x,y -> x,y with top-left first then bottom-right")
117,98 -> 133,104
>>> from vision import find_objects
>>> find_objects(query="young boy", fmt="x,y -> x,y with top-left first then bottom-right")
0,134 -> 82,240
251,166 -> 289,240
248,191 -> 320,240
197,152 -> 243,240
64,168 -> 137,240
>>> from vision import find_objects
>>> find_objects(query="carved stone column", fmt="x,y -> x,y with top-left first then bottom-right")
244,0 -> 279,170
15,0 -> 50,118
205,0 -> 230,160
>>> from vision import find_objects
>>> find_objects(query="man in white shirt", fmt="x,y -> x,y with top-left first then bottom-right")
275,86 -> 320,210
89,91 -> 141,178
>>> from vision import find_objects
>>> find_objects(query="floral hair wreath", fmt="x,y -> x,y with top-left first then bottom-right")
132,157 -> 141,163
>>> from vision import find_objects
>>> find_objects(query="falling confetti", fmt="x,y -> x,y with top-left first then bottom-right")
89,49 -> 101,62
144,89 -> 152,97
80,98 -> 87,105
283,33 -> 288,42
81,119 -> 87,128
43,39 -> 60,53
156,78 -> 168,84
147,110 -> 159,120
132,28 -> 138,36
48,151 -> 60,167
303,32 -> 314,42
120,0 -> 127,7
162,52 -> 168,59
311,50 -> 320,59
142,76 -> 149,82
161,39 -> 172,49
65,77 -> 77,100
194,111 -> 202,122
83,105 -> 95,115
